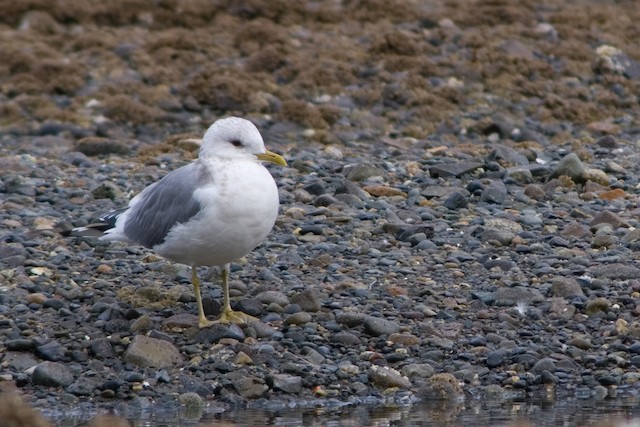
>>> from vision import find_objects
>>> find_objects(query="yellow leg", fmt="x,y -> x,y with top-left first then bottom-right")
215,263 -> 257,325
192,266 -> 214,328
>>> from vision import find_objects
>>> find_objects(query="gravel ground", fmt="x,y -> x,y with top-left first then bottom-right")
2,0 -> 640,422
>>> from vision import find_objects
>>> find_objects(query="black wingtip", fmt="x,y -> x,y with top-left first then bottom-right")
97,208 -> 127,228
67,208 -> 128,237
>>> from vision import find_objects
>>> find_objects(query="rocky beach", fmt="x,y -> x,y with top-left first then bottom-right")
2,0 -> 640,424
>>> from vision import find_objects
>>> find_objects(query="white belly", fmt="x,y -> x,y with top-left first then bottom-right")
154,160 -> 280,267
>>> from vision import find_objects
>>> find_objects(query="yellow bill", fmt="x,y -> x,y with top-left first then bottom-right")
257,151 -> 287,166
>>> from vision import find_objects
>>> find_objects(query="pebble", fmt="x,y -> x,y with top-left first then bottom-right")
75,137 -> 130,156
590,211 -> 629,229
130,314 -> 153,333
363,185 -> 407,197
290,289 -> 322,312
332,332 -> 361,346
96,264 -> 113,274
255,291 -> 290,307
548,153 -> 585,183
90,339 -> 115,358
486,351 -> 506,368
363,316 -> 401,336
123,335 -> 182,368
479,181 -> 507,204
419,373 -> 463,400
368,365 -> 412,389
524,184 -> 545,200
388,332 -> 421,346
36,341 -> 65,362
0,243 -> 28,267
550,277 -> 584,298
531,358 -> 556,374
585,297 -> 612,315
232,376 -> 269,399
5,352 -> 39,371
178,391 -> 205,421
343,163 -> 384,181
429,161 -> 484,178
195,323 -> 245,343
32,362 -> 74,387
269,374 -> 302,393
486,144 -> 529,167
443,192 -> 468,209
25,293 -> 47,305
285,311 -> 312,325
335,311 -> 367,327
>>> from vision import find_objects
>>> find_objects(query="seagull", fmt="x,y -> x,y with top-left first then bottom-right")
74,117 -> 287,328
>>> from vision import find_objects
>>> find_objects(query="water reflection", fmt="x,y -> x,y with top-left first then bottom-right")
47,396 -> 640,427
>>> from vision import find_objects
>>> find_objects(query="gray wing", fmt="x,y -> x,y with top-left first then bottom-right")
123,161 -> 211,248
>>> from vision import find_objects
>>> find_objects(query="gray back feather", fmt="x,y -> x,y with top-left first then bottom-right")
124,161 -> 209,248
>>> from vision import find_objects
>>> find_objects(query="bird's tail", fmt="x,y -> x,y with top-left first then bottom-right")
70,208 -> 127,237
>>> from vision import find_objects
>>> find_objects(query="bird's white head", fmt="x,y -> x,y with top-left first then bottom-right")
200,117 -> 266,160
200,117 -> 287,166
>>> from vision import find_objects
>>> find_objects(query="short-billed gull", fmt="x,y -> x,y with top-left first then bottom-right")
74,117 -> 286,328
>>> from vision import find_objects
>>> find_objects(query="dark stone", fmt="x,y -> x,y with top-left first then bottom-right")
443,192 -> 468,209
100,379 -> 121,391
480,181 -> 507,204
90,338 -> 115,358
469,336 -> 486,346
179,374 -> 215,396
486,144 -> 529,167
36,340 -> 66,362
429,161 -> 484,178
331,331 -> 361,346
195,323 -> 245,344
0,243 -> 27,267
43,298 -> 65,310
344,163 -> 384,181
540,370 -> 558,384
588,263 -> 640,280
235,298 -> 264,317
471,291 -> 495,305
486,351 -> 506,368
363,316 -> 400,337
6,339 -> 35,351
482,257 -> 516,271
290,289 -> 322,312
597,375 -> 621,386
531,358 -> 556,374
91,184 -> 118,200
597,135 -> 618,149
314,194 -> 340,206
384,224 -> 434,242
303,180 -> 326,195
75,137 -> 131,156
630,355 -> 640,367
32,361 -> 74,387
125,372 -> 145,382
202,297 -> 222,317
630,343 -> 640,354
334,179 -> 370,200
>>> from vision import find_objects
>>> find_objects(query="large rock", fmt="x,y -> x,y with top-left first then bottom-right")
123,335 -> 182,368
32,361 -> 74,387
369,365 -> 411,389
232,376 -> 269,398
548,153 -> 585,183
363,316 -> 401,336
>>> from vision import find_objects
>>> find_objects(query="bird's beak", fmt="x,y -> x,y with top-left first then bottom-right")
257,151 -> 287,166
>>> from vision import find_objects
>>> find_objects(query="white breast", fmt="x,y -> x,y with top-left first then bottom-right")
154,158 -> 280,267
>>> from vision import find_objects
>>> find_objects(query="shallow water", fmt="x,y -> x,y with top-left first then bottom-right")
45,396 -> 640,427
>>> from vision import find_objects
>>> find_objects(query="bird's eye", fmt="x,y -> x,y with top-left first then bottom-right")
230,140 -> 242,147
